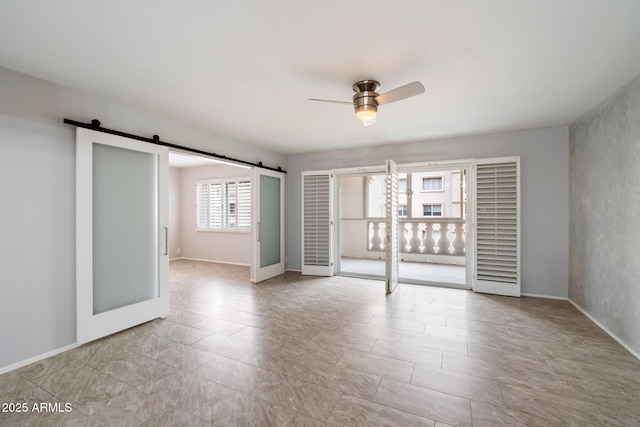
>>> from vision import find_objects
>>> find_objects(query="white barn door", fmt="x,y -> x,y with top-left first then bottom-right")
473,157 -> 521,296
252,168 -> 285,283
76,128 -> 169,344
302,172 -> 333,276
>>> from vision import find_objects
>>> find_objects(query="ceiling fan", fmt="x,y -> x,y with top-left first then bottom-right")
309,80 -> 425,126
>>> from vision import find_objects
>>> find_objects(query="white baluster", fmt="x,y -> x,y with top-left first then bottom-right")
452,222 -> 465,255
425,223 -> 436,254
369,221 -> 382,251
437,223 -> 451,254
410,222 -> 421,253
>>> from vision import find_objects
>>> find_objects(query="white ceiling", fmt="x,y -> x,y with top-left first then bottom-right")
1,1 -> 640,155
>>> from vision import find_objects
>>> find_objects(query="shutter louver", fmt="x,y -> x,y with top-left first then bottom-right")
475,160 -> 520,295
210,182 -> 223,228
237,180 -> 251,229
385,159 -> 399,293
196,182 -> 210,228
302,173 -> 332,275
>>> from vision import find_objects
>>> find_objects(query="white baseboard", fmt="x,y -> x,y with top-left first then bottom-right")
286,268 -> 301,273
173,257 -> 250,267
568,299 -> 640,361
521,292 -> 568,300
0,343 -> 79,375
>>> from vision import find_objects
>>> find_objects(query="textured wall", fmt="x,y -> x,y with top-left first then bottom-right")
569,73 -> 640,355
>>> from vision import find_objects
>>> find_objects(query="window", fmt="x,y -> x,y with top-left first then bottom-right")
398,178 -> 407,193
398,204 -> 407,217
196,177 -> 251,231
422,176 -> 443,191
423,204 -> 442,217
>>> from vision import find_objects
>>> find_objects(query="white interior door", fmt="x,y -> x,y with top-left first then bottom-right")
385,159 -> 400,293
252,168 -> 285,282
302,172 -> 333,276
473,157 -> 521,296
76,128 -> 169,344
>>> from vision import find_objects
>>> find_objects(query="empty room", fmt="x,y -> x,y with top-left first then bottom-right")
1,1 -> 639,426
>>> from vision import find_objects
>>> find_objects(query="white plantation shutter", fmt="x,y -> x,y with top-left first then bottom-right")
237,180 -> 251,229
210,182 -> 223,228
196,182 -> 210,228
474,157 -> 520,296
224,181 -> 237,228
302,172 -> 333,276
196,177 -> 251,231
385,159 -> 399,293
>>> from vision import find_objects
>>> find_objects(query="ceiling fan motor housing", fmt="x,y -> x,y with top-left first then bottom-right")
352,80 -> 380,115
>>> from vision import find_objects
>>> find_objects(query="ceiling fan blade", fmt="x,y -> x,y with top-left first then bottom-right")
375,81 -> 425,106
308,98 -> 352,105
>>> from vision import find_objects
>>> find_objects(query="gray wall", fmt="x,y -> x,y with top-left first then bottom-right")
0,66 -> 286,370
169,167 -> 182,259
286,126 -> 570,297
569,73 -> 640,355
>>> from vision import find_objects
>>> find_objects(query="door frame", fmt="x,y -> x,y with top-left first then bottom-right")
330,159 -> 475,290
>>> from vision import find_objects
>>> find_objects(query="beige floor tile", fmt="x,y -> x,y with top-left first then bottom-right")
30,363 -> 118,405
121,332 -> 176,359
367,314 -> 427,333
165,309 -> 210,326
337,349 -> 415,383
206,387 -> 296,426
370,339 -> 442,367
400,331 -> 468,355
154,370 -> 227,417
392,309 -> 447,326
84,347 -> 176,393
74,381 -> 170,424
152,320 -> 213,345
191,333 -> 257,360
285,413 -> 334,426
15,349 -> 84,381
251,373 -> 343,421
469,401 -> 546,427
3,259 -> 640,427
195,356 -> 274,393
139,407 -> 213,427
373,379 -> 472,427
155,341 -> 217,372
327,395 -> 434,427
311,327 -> 378,352
190,317 -> 247,336
411,364 -> 504,406
241,346 -> 381,400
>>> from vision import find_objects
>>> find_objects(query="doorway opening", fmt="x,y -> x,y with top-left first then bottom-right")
336,163 -> 470,289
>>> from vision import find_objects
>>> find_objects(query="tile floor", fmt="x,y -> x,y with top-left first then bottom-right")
1,259 -> 640,426
340,257 -> 466,286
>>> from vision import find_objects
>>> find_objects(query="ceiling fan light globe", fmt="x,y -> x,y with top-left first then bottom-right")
356,109 -> 377,126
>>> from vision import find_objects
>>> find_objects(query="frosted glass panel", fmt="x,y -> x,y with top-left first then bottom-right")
260,174 -> 281,268
93,143 -> 158,314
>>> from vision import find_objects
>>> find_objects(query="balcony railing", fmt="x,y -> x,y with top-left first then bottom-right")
367,218 -> 466,256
